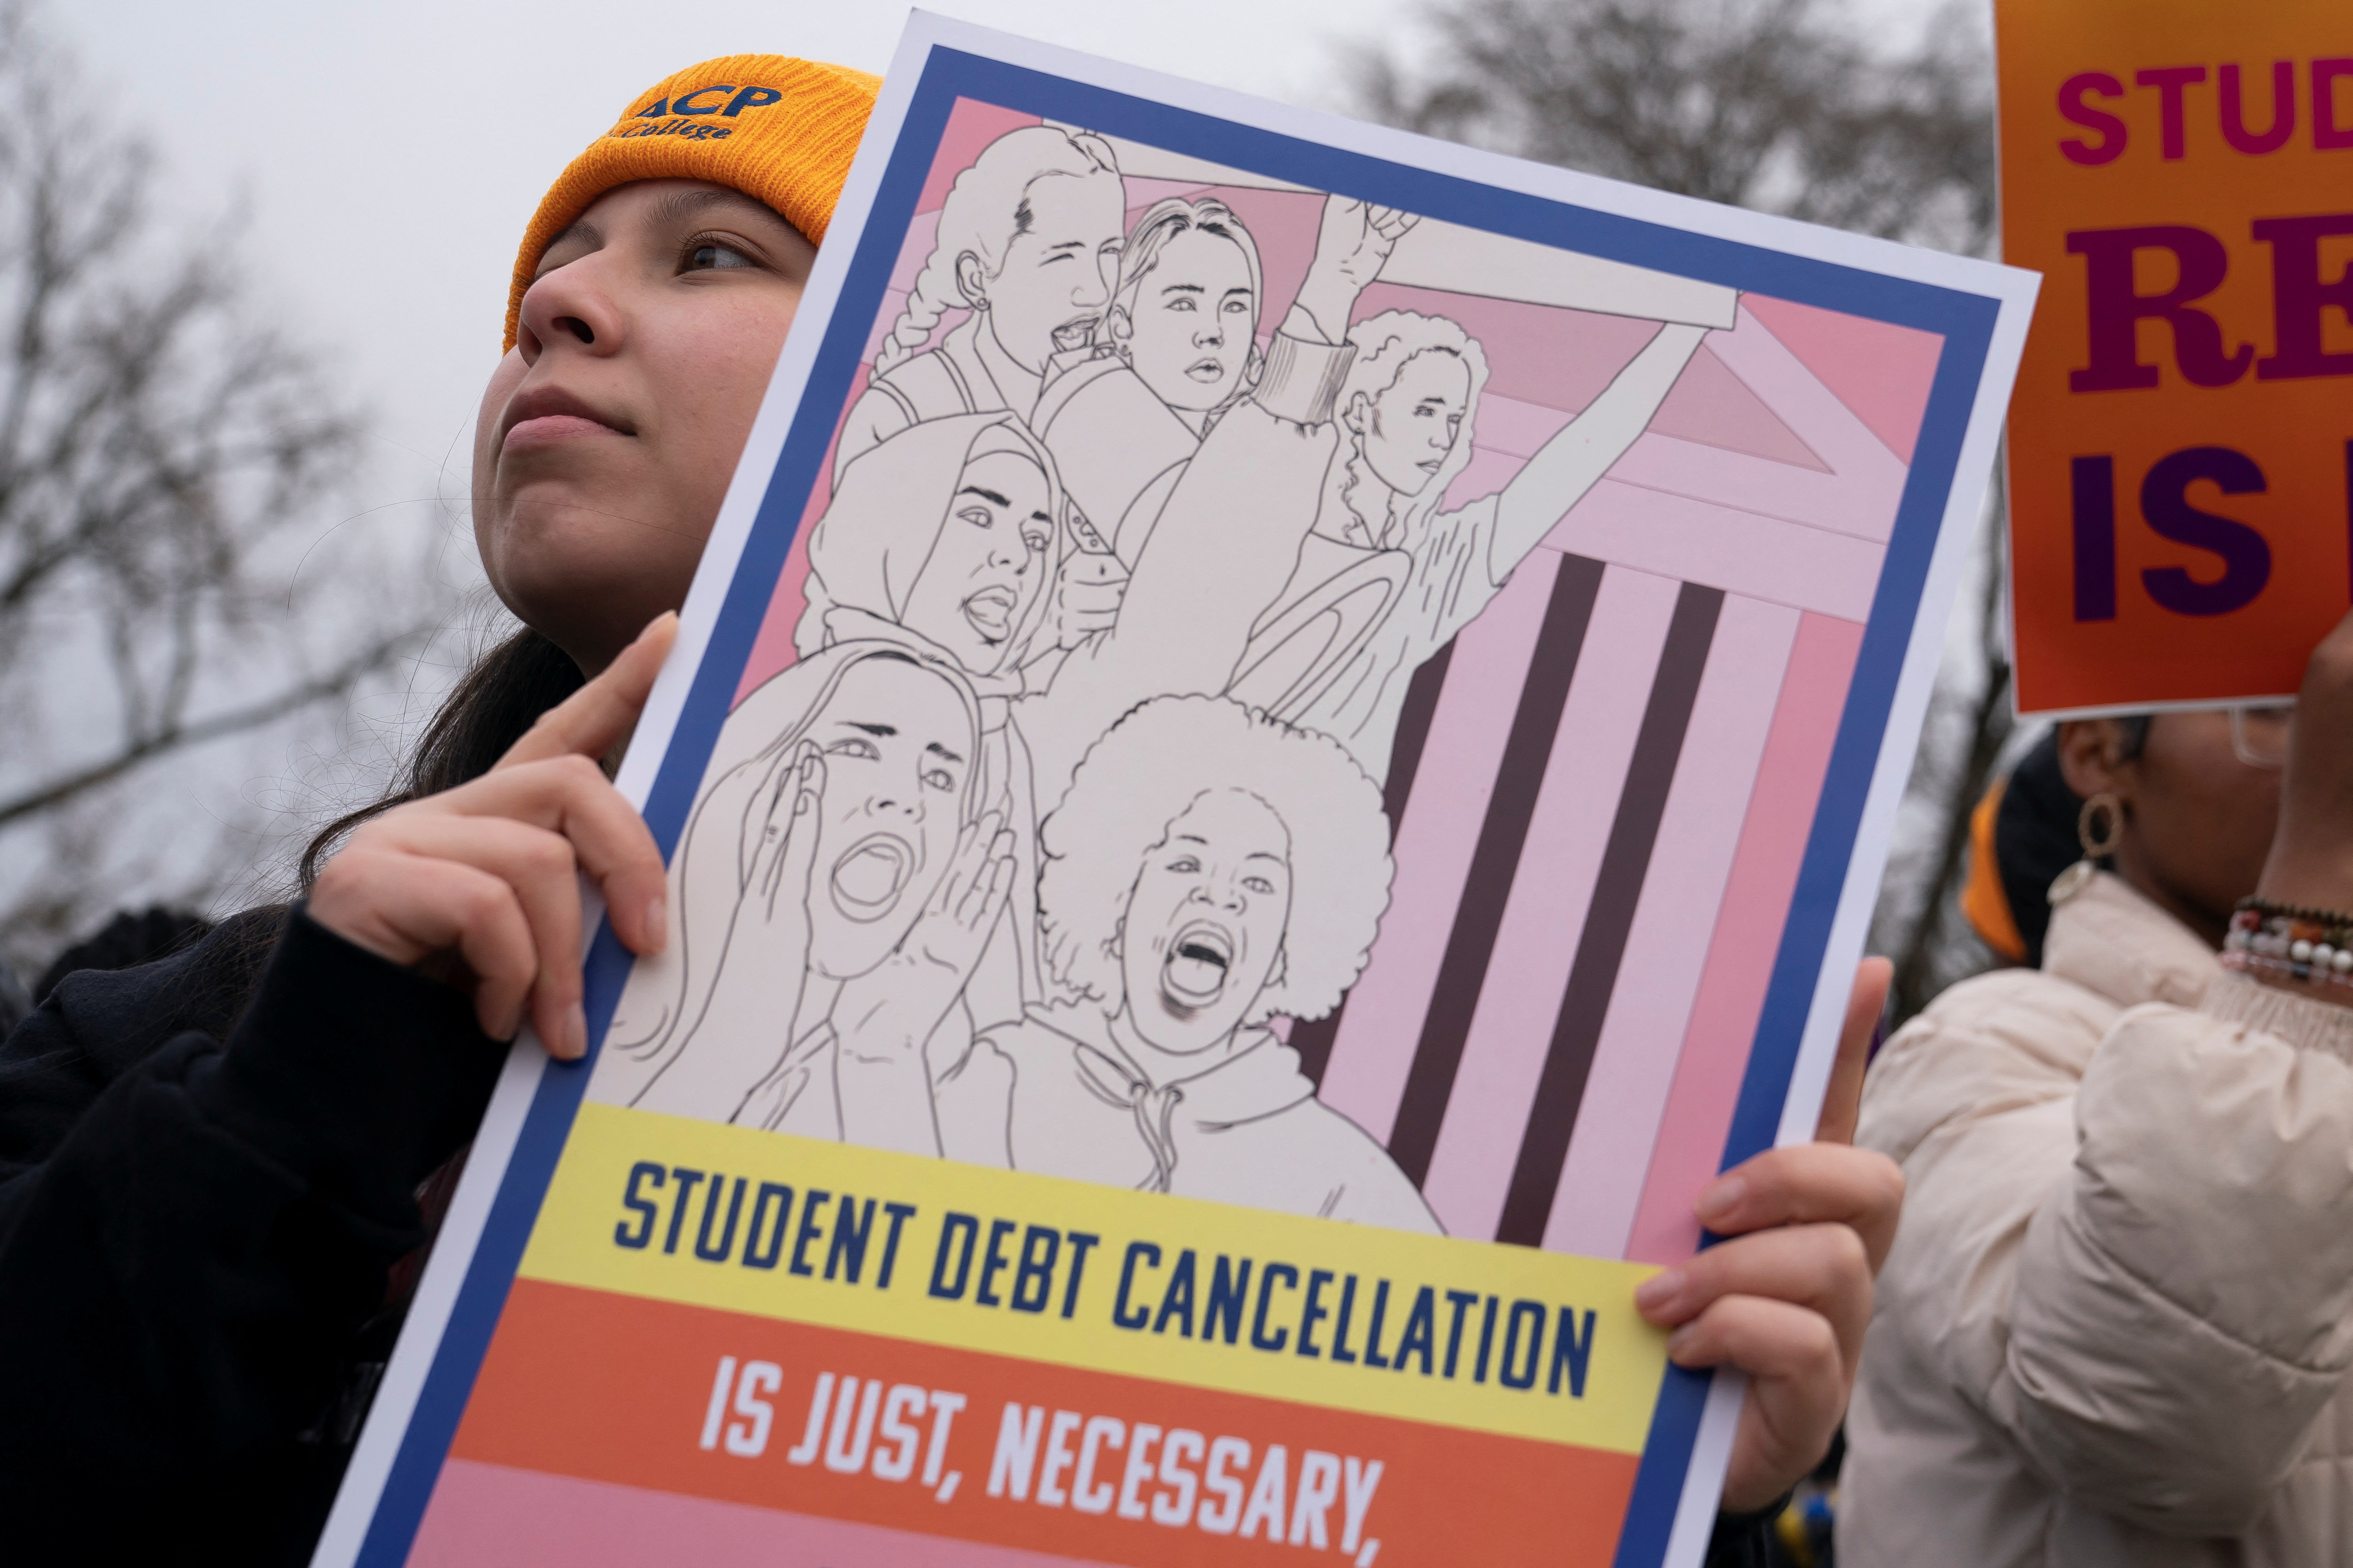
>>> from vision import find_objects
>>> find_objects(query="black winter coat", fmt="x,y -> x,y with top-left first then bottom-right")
0,908 -> 500,1563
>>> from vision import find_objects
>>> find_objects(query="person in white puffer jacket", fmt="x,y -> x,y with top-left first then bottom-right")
1841,611 -> 2353,1568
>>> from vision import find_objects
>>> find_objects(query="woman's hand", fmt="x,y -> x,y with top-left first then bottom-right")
1634,957 -> 1903,1514
307,615 -> 678,1059
690,743 -> 827,1041
1289,197 -> 1417,345
834,813 -> 1016,1056
829,810 -> 1015,1156
2257,608 -> 2353,911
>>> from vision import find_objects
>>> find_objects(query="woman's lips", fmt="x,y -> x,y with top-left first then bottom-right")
503,412 -> 627,451
829,834 -> 913,921
1161,922 -> 1235,1006
961,585 -> 1018,643
1184,358 -> 1227,382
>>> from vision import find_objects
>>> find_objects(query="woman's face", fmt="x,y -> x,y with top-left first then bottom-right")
2060,711 -> 2282,946
803,657 -> 975,981
898,446 -> 1055,676
1349,350 -> 1471,501
1116,788 -> 1293,1056
473,179 -> 816,674
1120,227 -> 1257,415
969,169 -> 1128,375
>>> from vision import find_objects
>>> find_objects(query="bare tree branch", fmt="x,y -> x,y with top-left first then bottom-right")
0,631 -> 429,830
0,0 -> 451,967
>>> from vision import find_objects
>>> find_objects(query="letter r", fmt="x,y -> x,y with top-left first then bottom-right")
2066,226 -> 2251,391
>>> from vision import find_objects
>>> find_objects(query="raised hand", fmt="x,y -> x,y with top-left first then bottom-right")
1634,957 -> 1904,1514
1292,197 -> 1420,345
830,810 -> 1018,1155
1044,548 -> 1129,654
308,615 -> 677,1060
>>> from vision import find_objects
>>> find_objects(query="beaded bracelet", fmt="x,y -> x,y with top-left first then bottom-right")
2238,896 -> 2353,931
2221,947 -> 2353,997
2226,900 -> 2353,996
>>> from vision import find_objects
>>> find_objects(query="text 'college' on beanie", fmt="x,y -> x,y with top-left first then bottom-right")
503,54 -> 881,351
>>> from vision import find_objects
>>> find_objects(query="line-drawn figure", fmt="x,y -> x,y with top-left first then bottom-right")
1244,311 -> 1712,781
1025,196 -> 1261,565
801,200 -> 1421,823
593,640 -> 1017,1161
1106,196 -> 1263,436
936,695 -> 1440,1232
837,125 -> 1127,478
797,411 -> 1072,1024
1018,198 -> 1424,779
802,412 -> 1069,681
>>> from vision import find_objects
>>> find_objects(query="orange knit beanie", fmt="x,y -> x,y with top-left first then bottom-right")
503,54 -> 881,351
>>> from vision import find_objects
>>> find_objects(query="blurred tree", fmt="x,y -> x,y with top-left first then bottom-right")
0,3 -> 443,973
1345,0 -> 2011,1018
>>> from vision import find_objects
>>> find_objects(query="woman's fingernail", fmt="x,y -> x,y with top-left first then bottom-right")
562,1001 -> 588,1060
645,892 -> 667,947
1695,1176 -> 1747,1226
1634,1270 -> 1685,1313
1667,1323 -> 1697,1360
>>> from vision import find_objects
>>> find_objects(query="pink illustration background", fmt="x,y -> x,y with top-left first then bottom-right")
723,94 -> 1943,1266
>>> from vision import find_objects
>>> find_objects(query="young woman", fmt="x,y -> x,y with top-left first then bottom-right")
838,123 -> 1127,473
1842,628 -> 2353,1567
0,53 -> 1899,1564
939,693 -> 1439,1230
593,639 -> 1009,1157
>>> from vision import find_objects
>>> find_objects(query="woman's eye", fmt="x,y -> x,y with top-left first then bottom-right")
922,767 -> 957,793
1168,297 -> 1195,312
1022,527 -> 1050,554
1169,856 -> 1200,874
1243,876 -> 1275,895
825,737 -> 880,762
686,242 -> 754,272
1225,299 -> 1250,315
957,507 -> 995,530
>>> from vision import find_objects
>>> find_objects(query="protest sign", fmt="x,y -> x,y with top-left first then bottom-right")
1999,0 -> 2353,715
312,15 -> 2031,1566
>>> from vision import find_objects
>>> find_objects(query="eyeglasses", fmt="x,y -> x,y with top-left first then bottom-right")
2229,702 -> 2294,769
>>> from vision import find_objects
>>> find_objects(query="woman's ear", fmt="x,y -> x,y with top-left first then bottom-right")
1242,342 -> 1264,390
1341,390 -> 1371,439
956,251 -> 990,310
1104,303 -> 1133,346
2057,718 -> 2136,803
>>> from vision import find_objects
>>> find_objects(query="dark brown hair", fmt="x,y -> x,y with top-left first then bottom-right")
298,627 -> 585,885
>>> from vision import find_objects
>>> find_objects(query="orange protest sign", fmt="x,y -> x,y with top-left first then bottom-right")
1998,0 -> 2353,715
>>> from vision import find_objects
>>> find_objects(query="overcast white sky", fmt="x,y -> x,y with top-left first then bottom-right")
58,0 -> 1941,565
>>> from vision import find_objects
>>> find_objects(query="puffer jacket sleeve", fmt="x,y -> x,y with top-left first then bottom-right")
1993,973 -> 2353,1533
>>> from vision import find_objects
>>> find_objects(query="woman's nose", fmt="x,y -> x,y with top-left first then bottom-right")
868,791 -> 920,821
515,258 -> 626,366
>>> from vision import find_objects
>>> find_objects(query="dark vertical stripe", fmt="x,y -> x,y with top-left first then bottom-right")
1381,637 -> 1456,829
1387,555 -> 1608,1185
1293,639 -> 1458,1087
1497,583 -> 1722,1247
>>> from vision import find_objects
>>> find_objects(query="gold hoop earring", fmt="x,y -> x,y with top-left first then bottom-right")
2078,792 -> 2124,860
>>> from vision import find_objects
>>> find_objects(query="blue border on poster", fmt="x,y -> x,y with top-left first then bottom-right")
353,44 -> 2002,1568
